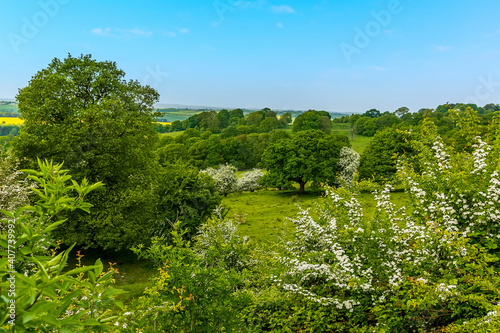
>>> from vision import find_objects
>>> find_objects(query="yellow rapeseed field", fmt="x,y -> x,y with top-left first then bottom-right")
0,117 -> 23,125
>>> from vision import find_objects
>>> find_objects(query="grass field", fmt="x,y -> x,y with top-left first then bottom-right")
156,108 -> 202,122
331,122 -> 372,154
0,103 -> 18,113
63,186 -> 411,303
222,187 -> 410,245
0,117 -> 23,125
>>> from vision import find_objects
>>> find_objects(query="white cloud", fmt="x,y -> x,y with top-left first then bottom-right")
270,5 -> 295,13
91,27 -> 112,36
164,31 -> 176,37
117,28 -> 152,37
369,65 -> 386,71
91,27 -> 152,38
177,27 -> 190,34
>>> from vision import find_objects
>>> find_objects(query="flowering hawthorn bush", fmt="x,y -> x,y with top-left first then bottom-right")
0,154 -> 33,221
236,169 -> 264,192
338,147 -> 360,187
274,114 -> 500,332
398,117 -> 500,259
201,163 -> 237,196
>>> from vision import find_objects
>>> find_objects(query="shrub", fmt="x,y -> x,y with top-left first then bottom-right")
236,169 -> 265,192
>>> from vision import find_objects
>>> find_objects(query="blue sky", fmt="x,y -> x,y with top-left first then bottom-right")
1,0 -> 499,113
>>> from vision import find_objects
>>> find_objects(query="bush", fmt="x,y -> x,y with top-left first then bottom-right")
201,163 -> 237,196
0,159 -> 124,332
236,169 -> 265,192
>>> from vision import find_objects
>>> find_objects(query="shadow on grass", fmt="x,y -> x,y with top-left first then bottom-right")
62,246 -> 157,303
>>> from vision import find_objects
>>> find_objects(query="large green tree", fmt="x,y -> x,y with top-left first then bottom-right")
358,127 -> 415,182
12,54 -> 160,249
292,110 -> 332,134
262,130 -> 349,193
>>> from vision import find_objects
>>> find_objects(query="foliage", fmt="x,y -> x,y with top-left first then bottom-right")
0,159 -> 124,332
338,147 -> 360,187
398,116 -> 500,260
12,54 -> 160,250
236,169 -> 265,192
262,130 -> 349,193
271,114 -> 500,332
292,110 -> 331,134
0,154 -> 32,221
122,217 -> 253,332
275,183 -> 500,332
201,163 -> 238,196
358,127 -> 415,182
152,162 -> 221,239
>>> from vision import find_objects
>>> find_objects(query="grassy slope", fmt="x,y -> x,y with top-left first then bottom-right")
63,187 -> 410,304
223,188 -> 410,245
331,122 -> 372,154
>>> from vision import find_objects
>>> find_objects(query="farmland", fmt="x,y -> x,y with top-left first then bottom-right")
0,117 -> 23,125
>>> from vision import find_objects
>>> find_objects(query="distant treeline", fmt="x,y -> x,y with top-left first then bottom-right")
334,103 -> 500,137
0,112 -> 19,117
154,108 -> 294,134
155,109 -> 339,170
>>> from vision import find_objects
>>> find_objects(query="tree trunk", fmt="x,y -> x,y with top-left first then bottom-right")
298,180 -> 306,193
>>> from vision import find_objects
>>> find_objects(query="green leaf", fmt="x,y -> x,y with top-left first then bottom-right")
94,258 -> 103,278
42,219 -> 68,234
63,265 -> 97,276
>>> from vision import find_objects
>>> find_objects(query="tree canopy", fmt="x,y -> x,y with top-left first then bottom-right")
292,110 -> 332,134
262,130 -> 349,193
12,54 -> 162,249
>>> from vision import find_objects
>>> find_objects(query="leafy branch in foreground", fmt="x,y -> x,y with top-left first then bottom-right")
0,159 -> 125,332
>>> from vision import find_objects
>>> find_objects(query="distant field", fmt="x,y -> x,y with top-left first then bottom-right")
0,117 -> 23,125
0,103 -> 18,113
161,131 -> 184,137
331,123 -> 371,154
156,108 -> 202,122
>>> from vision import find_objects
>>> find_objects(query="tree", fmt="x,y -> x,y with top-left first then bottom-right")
201,164 -> 238,196
358,127 -> 414,182
246,111 -> 265,126
220,126 -> 240,139
362,108 -> 381,118
157,144 -> 189,165
11,54 -> 160,249
259,117 -> 280,133
152,162 -> 221,239
292,110 -> 332,134
188,136 -> 224,168
262,130 -> 349,193
279,112 -> 292,126
229,108 -> 244,119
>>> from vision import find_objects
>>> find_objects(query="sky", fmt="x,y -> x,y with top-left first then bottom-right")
1,0 -> 500,114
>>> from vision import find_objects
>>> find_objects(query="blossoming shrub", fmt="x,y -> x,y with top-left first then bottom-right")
201,163 -> 237,196
0,159 -> 124,332
274,112 -> 500,332
0,154 -> 33,221
338,147 -> 360,187
275,184 -> 500,332
398,119 -> 500,261
236,168 -> 264,192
